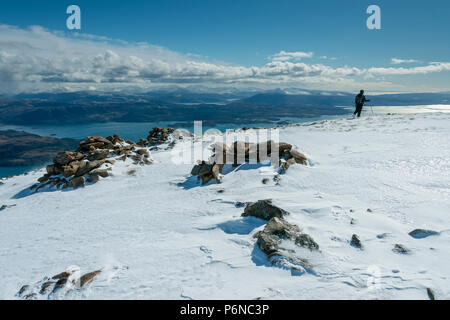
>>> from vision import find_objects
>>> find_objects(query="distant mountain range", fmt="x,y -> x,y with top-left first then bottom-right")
0,88 -> 449,126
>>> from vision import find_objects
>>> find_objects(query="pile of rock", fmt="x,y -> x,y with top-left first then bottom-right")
32,135 -> 152,191
190,140 -> 308,184
242,200 -> 319,274
17,268 -> 101,300
137,127 -> 175,147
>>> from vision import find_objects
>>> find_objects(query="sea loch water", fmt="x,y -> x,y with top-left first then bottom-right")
1,105 -> 448,178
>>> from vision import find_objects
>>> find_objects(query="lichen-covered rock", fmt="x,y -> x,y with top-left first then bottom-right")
53,151 -> 84,166
242,200 -> 289,221
253,217 -> 319,274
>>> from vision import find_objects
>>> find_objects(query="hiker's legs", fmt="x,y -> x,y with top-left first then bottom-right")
356,104 -> 363,117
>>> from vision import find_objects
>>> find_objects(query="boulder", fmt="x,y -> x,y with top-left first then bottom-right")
80,136 -> 113,147
255,229 -> 280,255
408,229 -> 440,239
75,160 -> 105,177
136,149 -> 149,156
17,285 -> 29,296
54,152 -> 84,166
70,176 -> 85,189
211,163 -> 223,182
46,165 -> 60,176
191,161 -> 222,184
62,162 -> 80,178
393,244 -> 410,254
87,174 -> 100,182
281,158 -> 296,173
254,217 -> 319,273
427,288 -> 436,300
37,174 -> 51,183
106,134 -> 124,145
295,234 -> 320,251
191,163 -> 202,176
88,150 -> 109,161
242,200 -> 289,220
79,270 -> 101,287
40,281 -> 54,294
350,234 -> 362,249
289,149 -> 308,165
89,169 -> 109,178
277,142 -> 293,156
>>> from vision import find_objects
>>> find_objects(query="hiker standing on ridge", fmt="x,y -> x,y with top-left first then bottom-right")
354,90 -> 370,118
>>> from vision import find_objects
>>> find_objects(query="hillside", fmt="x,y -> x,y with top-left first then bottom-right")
2,89 -> 449,126
0,130 -> 79,167
0,112 -> 449,299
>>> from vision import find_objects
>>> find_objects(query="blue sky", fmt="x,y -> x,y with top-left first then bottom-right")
0,0 -> 449,93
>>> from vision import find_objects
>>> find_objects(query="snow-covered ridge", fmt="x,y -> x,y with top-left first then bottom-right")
0,112 -> 449,300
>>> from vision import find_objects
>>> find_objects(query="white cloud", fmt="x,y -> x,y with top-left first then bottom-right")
368,63 -> 450,76
0,25 -> 449,94
270,51 -> 314,62
391,58 -> 419,65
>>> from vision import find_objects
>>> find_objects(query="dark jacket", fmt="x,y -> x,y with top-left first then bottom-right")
355,93 -> 370,106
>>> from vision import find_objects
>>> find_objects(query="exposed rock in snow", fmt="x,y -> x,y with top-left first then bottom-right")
16,267 -> 102,300
408,229 -> 440,239
393,244 -> 411,254
254,217 -> 318,274
350,234 -> 362,249
242,200 -> 289,220
427,288 -> 436,300
0,204 -> 16,211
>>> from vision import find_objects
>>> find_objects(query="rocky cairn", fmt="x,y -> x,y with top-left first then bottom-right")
190,140 -> 307,184
31,135 -> 152,191
137,127 -> 193,150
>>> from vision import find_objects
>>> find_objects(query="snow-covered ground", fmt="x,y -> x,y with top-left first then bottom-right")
0,111 -> 449,300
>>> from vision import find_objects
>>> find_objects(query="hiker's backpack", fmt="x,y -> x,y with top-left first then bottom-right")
355,94 -> 363,105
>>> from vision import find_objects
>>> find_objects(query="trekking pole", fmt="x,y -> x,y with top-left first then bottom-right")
369,103 -> 374,116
